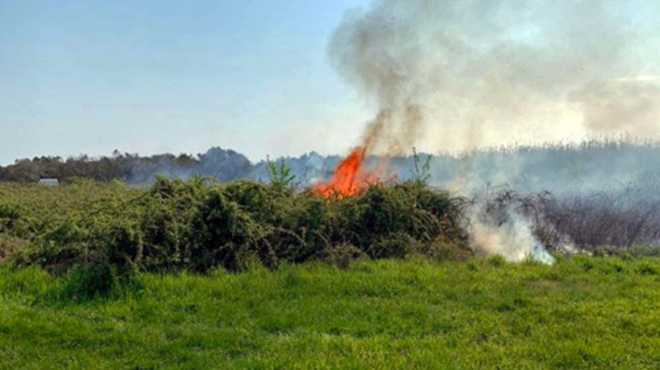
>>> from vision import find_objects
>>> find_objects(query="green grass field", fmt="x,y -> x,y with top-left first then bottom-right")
2,182 -> 660,368
2,256 -> 660,369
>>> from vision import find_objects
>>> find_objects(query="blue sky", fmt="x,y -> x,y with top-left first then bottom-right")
0,0 -> 372,164
2,1 -> 659,165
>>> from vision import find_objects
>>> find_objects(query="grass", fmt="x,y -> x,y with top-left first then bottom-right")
1,256 -> 660,369
2,181 -> 660,368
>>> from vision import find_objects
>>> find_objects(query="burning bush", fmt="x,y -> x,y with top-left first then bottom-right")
11,177 -> 471,274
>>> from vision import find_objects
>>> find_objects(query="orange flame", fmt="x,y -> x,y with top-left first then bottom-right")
314,147 -> 377,199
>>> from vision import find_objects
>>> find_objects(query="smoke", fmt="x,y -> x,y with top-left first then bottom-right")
572,77 -> 660,134
330,0 -> 660,154
469,207 -> 556,265
329,0 -> 660,262
122,148 -> 252,186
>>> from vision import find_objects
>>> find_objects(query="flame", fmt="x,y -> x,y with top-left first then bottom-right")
314,147 -> 377,199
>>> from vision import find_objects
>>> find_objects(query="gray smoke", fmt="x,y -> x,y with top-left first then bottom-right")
329,0 -> 660,262
330,0 -> 660,154
572,76 -> 660,134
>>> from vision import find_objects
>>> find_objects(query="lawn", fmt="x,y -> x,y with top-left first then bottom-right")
1,256 -> 659,369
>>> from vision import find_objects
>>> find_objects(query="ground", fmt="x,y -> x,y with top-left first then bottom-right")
1,256 -> 659,369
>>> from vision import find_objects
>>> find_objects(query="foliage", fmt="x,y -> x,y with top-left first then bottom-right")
266,156 -> 297,195
0,147 -> 252,185
59,261 -> 141,302
0,204 -> 20,233
1,179 -> 470,276
411,146 -> 432,186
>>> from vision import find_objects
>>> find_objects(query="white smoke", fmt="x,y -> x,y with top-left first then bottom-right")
327,0 -> 660,262
468,206 -> 555,265
572,77 -> 660,134
330,0 -> 660,154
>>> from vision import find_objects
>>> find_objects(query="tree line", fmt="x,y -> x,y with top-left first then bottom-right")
0,148 -> 252,184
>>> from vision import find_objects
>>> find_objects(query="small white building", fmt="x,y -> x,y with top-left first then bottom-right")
38,178 -> 60,187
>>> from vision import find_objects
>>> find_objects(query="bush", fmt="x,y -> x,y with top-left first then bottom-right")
324,243 -> 365,270
0,204 -> 20,232
11,178 -> 472,274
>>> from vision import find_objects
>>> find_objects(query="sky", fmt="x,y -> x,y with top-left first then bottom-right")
0,0 -> 373,165
2,1 -> 659,166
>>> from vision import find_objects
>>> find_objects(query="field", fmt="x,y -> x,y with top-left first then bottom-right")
1,181 -> 660,368
2,257 -> 660,369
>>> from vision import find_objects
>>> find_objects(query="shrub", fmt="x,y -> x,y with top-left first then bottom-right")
11,178 -> 472,274
0,204 -> 20,232
324,243 -> 365,270
266,157 -> 297,195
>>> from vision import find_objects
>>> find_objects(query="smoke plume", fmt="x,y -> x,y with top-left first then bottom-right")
329,0 -> 660,262
572,76 -> 660,134
330,0 -> 660,154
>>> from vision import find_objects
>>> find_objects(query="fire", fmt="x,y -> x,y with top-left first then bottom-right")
314,147 -> 377,198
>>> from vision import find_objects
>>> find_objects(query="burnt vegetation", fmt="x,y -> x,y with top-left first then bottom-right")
479,186 -> 660,255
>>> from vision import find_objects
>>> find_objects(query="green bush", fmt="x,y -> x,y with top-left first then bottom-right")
9,178 -> 472,274
0,204 -> 20,232
324,243 -> 365,269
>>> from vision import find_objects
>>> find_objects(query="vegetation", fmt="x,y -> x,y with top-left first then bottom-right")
411,146 -> 432,186
266,156 -> 298,195
0,147 -> 252,184
483,188 -> 660,254
1,257 -> 660,369
2,173 -> 660,368
0,179 -> 469,287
